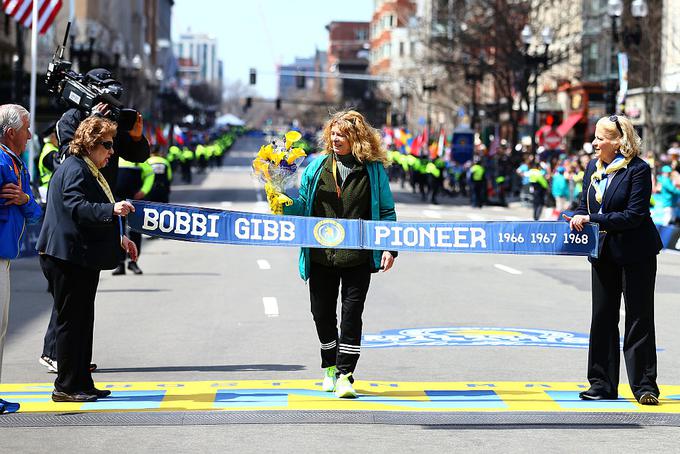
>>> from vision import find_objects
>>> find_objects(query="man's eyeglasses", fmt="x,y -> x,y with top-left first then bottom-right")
99,141 -> 114,150
609,115 -> 624,137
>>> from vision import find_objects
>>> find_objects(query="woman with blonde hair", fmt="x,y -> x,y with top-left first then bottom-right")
568,115 -> 662,405
278,110 -> 397,398
37,116 -> 138,402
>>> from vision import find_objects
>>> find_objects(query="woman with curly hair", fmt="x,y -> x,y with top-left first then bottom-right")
37,116 -> 138,402
568,114 -> 663,405
279,110 -> 397,398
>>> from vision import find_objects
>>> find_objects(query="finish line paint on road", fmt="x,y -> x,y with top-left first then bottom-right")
2,381 -> 679,413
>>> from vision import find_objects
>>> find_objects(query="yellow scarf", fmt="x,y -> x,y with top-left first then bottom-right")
590,154 -> 631,203
83,156 -> 115,203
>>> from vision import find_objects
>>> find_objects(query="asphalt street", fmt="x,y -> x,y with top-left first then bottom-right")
3,135 -> 680,452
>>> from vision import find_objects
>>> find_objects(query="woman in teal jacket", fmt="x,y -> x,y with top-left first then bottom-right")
281,110 -> 397,399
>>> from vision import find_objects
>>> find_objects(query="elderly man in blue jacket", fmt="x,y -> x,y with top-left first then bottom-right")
0,104 -> 42,414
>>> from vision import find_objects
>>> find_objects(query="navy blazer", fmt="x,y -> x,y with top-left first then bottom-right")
575,156 -> 662,264
37,155 -> 124,270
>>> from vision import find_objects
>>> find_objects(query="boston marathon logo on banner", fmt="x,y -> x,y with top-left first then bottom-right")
361,327 -> 591,349
128,201 -> 599,257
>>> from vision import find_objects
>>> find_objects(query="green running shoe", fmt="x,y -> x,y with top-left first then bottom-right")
334,373 -> 357,398
322,366 -> 337,392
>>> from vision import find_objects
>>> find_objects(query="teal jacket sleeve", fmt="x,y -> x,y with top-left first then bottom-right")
377,164 -> 396,221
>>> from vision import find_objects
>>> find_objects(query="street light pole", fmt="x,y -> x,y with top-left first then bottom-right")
521,25 -> 553,157
607,0 -> 622,114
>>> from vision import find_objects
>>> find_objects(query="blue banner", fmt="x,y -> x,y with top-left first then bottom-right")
128,201 -> 599,257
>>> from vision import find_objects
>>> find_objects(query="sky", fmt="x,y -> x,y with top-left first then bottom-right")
172,0 -> 375,99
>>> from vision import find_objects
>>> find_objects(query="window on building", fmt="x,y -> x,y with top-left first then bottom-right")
211,45 -> 216,79
178,43 -> 183,58
399,41 -> 404,57
410,41 -> 415,56
356,29 -> 367,41
585,41 -> 598,79
388,14 -> 394,28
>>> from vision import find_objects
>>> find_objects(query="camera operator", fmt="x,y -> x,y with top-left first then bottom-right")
55,68 -> 150,187
39,67 -> 150,375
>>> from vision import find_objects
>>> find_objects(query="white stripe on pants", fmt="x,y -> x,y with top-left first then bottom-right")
0,259 -> 10,383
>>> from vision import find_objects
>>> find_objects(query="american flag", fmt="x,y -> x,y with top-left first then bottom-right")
2,0 -> 63,35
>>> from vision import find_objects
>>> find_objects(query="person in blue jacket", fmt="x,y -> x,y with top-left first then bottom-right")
0,104 -> 42,414
276,110 -> 397,399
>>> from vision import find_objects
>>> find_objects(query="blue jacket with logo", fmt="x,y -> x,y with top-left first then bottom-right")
283,154 -> 397,281
0,145 -> 42,259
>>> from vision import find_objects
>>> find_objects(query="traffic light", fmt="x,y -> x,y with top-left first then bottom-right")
249,68 -> 256,85
275,98 -> 281,110
295,74 -> 306,89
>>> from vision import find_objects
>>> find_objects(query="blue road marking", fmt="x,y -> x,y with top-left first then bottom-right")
81,390 -> 166,410
545,391 -> 637,410
214,389 -> 289,408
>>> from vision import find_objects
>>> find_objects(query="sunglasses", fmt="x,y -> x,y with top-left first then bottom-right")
609,115 -> 624,137
99,141 -> 114,150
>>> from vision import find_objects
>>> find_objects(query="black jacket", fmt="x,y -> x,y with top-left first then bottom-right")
575,156 -> 662,264
56,108 -> 150,187
37,155 -> 124,270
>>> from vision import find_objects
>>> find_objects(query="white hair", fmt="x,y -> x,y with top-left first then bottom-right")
0,104 -> 30,138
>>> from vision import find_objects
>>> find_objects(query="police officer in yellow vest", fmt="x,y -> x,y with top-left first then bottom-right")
470,159 -> 486,208
37,133 -> 59,203
425,157 -> 446,204
528,164 -> 548,221
145,146 -> 173,203
167,145 -> 181,172
180,145 -> 194,183
113,157 -> 155,275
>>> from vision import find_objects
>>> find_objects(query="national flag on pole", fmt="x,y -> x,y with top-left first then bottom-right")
2,0 -> 63,35
173,125 -> 186,146
155,126 -> 168,146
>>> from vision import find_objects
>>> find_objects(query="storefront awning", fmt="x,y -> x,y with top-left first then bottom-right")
557,113 -> 584,137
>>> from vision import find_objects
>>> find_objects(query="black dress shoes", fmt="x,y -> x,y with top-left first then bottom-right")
52,390 -> 97,402
87,388 -> 111,398
127,261 -> 143,274
637,392 -> 659,405
578,389 -> 618,400
112,264 -> 126,275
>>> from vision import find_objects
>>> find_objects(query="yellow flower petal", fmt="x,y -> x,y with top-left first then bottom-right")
286,147 -> 307,164
284,130 -> 302,149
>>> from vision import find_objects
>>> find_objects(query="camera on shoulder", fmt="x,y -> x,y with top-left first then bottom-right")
45,22 -> 137,132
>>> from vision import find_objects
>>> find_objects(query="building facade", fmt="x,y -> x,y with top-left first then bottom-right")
174,30 -> 220,86
325,21 -> 370,102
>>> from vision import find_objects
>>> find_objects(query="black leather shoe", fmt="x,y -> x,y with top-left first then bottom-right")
579,389 -> 617,400
89,363 -> 98,372
128,261 -> 143,275
112,264 -> 126,275
52,390 -> 97,402
87,388 -> 111,398
637,392 -> 659,405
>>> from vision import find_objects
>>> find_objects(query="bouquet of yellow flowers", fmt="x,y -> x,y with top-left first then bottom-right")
252,130 -> 307,214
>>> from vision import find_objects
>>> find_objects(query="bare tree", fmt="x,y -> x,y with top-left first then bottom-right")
422,0 -> 581,142
622,0 -> 679,155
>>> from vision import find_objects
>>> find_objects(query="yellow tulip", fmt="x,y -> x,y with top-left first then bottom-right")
253,159 -> 271,180
286,147 -> 307,165
284,130 -> 302,150
271,151 -> 286,166
257,143 -> 273,161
